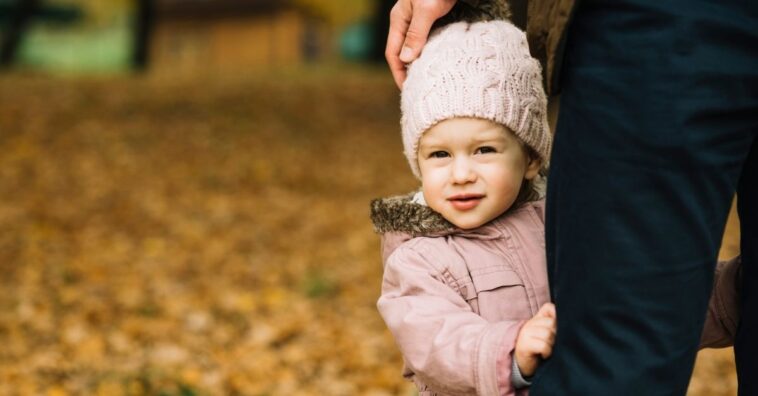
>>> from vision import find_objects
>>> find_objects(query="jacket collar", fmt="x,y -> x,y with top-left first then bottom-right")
370,192 -> 456,238
370,191 -> 506,240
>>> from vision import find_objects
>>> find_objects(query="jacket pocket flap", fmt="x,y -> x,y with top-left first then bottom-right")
472,270 -> 524,293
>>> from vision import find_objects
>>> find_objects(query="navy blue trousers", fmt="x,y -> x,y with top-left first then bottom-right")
531,1 -> 758,394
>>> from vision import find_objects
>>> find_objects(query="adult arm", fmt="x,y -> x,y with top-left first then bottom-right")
700,255 -> 741,348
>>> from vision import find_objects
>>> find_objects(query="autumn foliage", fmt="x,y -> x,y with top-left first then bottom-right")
0,69 -> 737,395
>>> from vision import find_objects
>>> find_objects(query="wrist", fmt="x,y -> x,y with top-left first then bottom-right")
511,352 -> 533,389
514,350 -> 536,377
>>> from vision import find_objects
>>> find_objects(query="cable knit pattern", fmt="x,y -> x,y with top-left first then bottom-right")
401,20 -> 552,178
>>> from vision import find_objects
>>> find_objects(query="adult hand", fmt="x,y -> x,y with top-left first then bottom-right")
386,0 -> 458,88
514,303 -> 557,377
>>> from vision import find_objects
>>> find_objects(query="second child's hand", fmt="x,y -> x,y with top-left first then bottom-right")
385,0 -> 458,88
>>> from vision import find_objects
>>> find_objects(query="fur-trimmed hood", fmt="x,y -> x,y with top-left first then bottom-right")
370,192 -> 456,238
369,192 -> 510,241
370,192 -> 515,263
370,181 -> 547,238
435,0 -> 511,28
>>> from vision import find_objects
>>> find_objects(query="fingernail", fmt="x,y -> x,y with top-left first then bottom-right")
400,46 -> 413,62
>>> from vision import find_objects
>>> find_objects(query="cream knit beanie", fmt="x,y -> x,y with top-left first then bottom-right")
401,20 -> 551,178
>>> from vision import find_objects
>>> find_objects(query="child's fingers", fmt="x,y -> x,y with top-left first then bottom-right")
523,338 -> 554,360
540,343 -> 554,359
527,316 -> 557,331
524,326 -> 556,347
536,302 -> 556,319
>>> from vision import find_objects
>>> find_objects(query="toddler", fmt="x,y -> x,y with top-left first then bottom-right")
371,8 -> 741,396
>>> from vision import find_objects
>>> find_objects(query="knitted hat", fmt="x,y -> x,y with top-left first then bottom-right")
401,20 -> 552,178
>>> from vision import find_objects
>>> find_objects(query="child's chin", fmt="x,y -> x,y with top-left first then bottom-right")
449,217 -> 488,230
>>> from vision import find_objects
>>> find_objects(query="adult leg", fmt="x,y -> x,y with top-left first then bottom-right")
534,0 -> 758,394
736,138 -> 758,395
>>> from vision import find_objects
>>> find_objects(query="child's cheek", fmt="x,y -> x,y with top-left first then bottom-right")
422,168 -> 447,190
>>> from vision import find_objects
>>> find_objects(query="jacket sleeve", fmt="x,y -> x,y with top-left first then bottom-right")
377,242 -> 525,395
700,255 -> 741,349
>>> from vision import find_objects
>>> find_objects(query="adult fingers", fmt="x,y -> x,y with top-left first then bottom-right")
398,3 -> 441,64
386,2 -> 412,88
385,0 -> 456,88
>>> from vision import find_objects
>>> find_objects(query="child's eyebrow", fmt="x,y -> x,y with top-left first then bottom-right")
418,139 -> 446,149
471,131 -> 508,143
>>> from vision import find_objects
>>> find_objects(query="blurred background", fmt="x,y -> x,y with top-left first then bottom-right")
0,0 -> 739,394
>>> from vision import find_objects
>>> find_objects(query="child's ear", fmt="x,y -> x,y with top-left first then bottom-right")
524,157 -> 542,180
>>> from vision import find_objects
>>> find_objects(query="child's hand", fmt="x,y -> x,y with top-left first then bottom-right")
514,303 -> 557,377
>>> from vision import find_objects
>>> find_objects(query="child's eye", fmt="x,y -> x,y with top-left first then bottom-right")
429,151 -> 450,159
475,146 -> 497,154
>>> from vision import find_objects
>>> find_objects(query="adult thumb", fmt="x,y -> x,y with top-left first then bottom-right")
399,11 -> 438,63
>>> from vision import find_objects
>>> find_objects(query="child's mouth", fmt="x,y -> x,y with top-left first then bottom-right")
448,194 -> 484,210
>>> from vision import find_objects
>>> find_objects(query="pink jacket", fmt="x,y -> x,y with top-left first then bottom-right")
370,194 -> 740,396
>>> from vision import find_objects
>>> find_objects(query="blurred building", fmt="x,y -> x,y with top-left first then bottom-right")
151,0 -> 329,76
0,1 -> 133,73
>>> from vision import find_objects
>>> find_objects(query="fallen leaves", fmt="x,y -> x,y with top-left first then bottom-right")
0,69 -> 737,395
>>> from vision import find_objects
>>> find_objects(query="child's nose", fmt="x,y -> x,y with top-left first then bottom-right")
451,157 -> 476,184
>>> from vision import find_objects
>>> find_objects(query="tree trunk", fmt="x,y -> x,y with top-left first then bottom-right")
133,0 -> 154,71
1,0 -> 41,68
371,0 -> 394,63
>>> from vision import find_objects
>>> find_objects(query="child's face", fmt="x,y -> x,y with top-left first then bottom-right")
418,118 -> 541,229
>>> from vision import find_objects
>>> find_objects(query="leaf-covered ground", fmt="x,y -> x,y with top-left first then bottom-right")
0,69 -> 738,395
